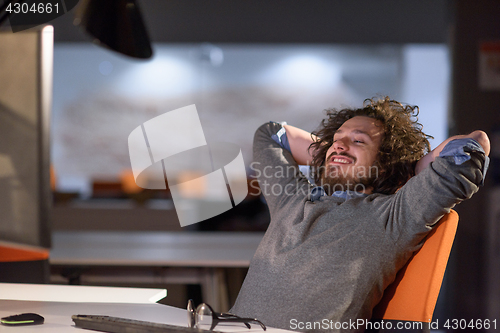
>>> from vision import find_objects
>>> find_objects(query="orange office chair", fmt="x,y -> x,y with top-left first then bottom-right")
0,246 -> 49,263
0,246 -> 50,283
370,210 -> 459,332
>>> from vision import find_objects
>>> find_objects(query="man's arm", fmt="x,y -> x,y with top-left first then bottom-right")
415,130 -> 490,175
253,122 -> 314,215
282,125 -> 317,165
388,130 -> 489,245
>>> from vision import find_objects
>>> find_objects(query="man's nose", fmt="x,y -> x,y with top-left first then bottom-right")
333,138 -> 348,151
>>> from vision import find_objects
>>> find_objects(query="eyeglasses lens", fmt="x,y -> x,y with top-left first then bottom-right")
194,303 -> 213,329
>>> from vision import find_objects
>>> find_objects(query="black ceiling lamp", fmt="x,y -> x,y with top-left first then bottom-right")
74,0 -> 153,59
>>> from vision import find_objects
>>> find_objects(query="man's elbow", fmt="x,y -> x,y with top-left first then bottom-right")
468,130 -> 490,156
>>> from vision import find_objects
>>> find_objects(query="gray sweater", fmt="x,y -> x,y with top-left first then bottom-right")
231,122 -> 485,332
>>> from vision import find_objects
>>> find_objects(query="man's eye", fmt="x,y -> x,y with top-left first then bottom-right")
354,140 -> 364,143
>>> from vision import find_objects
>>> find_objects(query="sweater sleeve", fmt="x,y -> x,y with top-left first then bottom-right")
384,145 -> 486,247
252,122 -> 312,216
439,138 -> 489,185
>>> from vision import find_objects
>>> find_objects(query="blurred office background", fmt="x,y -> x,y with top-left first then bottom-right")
51,44 -> 449,199
2,0 -> 500,329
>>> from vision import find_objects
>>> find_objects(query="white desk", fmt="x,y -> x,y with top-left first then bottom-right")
49,232 -> 264,311
0,283 -> 166,304
0,284 -> 289,333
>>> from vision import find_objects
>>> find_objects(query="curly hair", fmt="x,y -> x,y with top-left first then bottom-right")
309,97 -> 433,195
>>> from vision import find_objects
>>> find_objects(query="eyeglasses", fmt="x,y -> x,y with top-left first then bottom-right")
187,299 -> 266,331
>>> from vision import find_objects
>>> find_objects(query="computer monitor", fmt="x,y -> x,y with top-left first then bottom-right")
0,26 -> 53,257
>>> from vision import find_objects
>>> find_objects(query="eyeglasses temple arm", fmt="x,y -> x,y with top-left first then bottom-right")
246,318 -> 266,331
216,317 -> 251,329
221,317 -> 266,331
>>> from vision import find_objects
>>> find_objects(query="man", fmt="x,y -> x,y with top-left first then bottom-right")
230,97 -> 490,332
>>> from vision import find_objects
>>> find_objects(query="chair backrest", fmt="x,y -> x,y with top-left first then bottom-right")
372,210 -> 459,323
0,246 -> 49,262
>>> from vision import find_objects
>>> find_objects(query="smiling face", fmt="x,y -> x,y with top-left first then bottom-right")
320,116 -> 384,194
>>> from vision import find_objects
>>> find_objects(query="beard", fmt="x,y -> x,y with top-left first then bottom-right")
319,153 -> 379,195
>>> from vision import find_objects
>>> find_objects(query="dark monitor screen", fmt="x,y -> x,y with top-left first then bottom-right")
0,26 -> 53,251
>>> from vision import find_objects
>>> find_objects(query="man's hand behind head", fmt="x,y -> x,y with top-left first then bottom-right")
467,130 -> 490,156
415,130 -> 490,175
